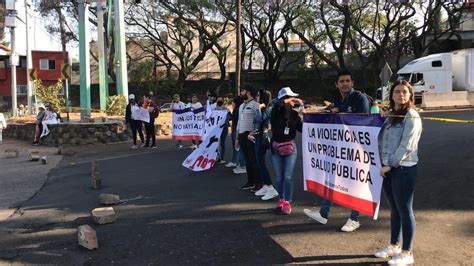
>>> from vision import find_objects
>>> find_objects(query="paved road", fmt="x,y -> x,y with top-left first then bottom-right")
0,111 -> 473,265
0,139 -> 62,220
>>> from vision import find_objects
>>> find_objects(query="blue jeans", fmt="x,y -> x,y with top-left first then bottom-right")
383,165 -> 417,251
255,135 -> 272,185
270,143 -> 297,202
319,200 -> 360,221
231,127 -> 245,167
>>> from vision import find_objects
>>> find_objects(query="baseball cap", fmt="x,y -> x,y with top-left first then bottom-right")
277,87 -> 299,99
128,94 -> 135,100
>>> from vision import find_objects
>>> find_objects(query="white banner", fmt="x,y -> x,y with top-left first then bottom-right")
302,113 -> 385,219
182,109 -> 227,171
132,107 -> 150,123
172,107 -> 206,140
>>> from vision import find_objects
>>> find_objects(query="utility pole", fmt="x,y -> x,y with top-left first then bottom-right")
97,0 -> 109,111
114,0 -> 128,99
235,0 -> 241,95
78,0 -> 91,121
6,0 -> 18,117
57,0 -> 70,121
25,0 -> 33,115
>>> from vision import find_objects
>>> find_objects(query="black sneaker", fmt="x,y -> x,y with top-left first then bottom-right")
250,184 -> 263,193
239,183 -> 255,190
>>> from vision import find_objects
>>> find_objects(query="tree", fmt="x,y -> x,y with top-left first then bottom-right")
229,0 -> 307,89
126,0 -> 232,88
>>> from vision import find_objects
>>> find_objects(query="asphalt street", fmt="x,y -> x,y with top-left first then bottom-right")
0,110 -> 473,265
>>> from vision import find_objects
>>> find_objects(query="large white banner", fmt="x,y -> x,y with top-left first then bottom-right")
182,109 -> 227,171
132,107 -> 150,123
172,107 -> 206,141
302,113 -> 385,219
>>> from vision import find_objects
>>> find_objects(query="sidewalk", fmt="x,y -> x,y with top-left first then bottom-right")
0,138 -> 63,221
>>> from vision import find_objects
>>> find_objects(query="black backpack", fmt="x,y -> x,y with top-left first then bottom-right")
350,90 -> 374,110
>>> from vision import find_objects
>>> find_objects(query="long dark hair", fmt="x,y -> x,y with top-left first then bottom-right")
389,80 -> 415,124
258,89 -> 271,109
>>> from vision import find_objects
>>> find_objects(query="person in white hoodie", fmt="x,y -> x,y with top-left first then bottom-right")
0,112 -> 7,144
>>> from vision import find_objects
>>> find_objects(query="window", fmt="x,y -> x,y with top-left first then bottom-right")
0,60 -> 5,69
432,60 -> 442,67
39,59 -> 56,70
411,73 -> 424,85
17,85 -> 27,94
20,58 -> 27,68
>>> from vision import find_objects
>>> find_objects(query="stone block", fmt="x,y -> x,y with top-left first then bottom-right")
99,194 -> 120,205
28,149 -> 40,161
41,156 -> 47,165
78,225 -> 98,250
92,207 -> 116,224
5,149 -> 19,158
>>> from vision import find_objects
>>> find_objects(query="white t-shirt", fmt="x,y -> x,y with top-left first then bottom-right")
172,101 -> 186,111
187,102 -> 203,110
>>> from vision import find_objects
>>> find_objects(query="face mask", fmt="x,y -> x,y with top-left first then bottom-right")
217,100 -> 224,106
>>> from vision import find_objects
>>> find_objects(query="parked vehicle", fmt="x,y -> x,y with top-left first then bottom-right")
160,103 -> 172,112
377,49 -> 474,108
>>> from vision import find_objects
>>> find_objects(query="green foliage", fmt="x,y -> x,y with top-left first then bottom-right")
106,95 -> 127,116
34,79 -> 65,112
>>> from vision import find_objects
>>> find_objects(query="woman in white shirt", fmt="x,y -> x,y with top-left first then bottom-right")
187,94 -> 203,149
40,104 -> 59,138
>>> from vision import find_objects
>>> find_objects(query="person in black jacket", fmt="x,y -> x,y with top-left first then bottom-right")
126,94 -> 144,149
270,87 -> 303,215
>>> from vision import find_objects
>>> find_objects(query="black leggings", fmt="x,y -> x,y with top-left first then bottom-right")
145,118 -> 155,146
130,120 -> 144,145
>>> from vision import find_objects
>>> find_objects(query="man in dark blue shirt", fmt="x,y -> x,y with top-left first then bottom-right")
331,69 -> 370,114
304,69 -> 370,232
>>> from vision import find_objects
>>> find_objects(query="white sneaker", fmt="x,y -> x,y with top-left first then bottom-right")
388,252 -> 414,265
233,166 -> 247,174
254,185 -> 268,196
261,187 -> 278,200
303,209 -> 328,224
374,245 -> 402,258
131,145 -> 138,150
190,144 -> 197,149
225,162 -> 237,168
340,218 -> 360,232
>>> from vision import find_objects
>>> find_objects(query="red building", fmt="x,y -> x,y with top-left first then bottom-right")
0,46 -> 68,97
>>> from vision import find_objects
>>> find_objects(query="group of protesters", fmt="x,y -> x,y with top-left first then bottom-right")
227,70 -> 421,265
127,69 -> 421,265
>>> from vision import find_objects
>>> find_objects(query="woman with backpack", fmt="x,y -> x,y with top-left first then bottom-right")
270,87 -> 303,215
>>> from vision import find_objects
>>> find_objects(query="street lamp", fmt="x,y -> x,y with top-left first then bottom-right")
5,0 -> 18,117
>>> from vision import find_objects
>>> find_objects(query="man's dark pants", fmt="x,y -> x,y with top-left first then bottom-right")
238,131 -> 261,186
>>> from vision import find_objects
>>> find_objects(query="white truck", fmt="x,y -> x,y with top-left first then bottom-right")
393,48 -> 474,108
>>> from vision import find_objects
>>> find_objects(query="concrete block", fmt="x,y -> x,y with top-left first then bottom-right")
28,149 -> 40,161
78,225 -> 98,250
41,156 -> 47,165
99,194 -> 120,205
92,207 -> 116,225
5,149 -> 19,158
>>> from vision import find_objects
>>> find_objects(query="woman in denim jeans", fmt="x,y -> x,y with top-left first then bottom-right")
270,87 -> 303,215
374,80 -> 422,265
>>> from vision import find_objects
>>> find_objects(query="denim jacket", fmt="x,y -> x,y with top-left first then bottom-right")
379,108 -> 422,168
254,106 -> 272,135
